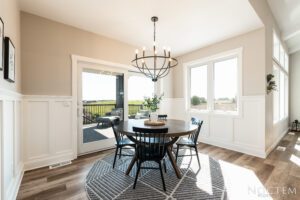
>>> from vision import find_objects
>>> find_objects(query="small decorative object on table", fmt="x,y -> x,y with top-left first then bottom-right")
143,94 -> 163,121
291,120 -> 299,132
144,119 -> 166,126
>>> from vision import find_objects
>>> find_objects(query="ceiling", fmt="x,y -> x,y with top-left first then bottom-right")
267,0 -> 300,54
19,0 -> 263,56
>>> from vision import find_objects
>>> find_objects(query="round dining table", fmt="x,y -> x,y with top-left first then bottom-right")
116,119 -> 198,179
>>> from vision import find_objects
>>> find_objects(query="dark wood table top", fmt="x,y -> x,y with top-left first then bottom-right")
117,119 -> 198,137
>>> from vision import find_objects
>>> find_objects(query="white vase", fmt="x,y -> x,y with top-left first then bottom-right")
150,112 -> 158,122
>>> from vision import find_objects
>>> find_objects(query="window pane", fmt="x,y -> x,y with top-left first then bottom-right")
280,45 -> 285,67
273,66 -> 280,123
284,53 -> 289,71
128,75 -> 154,115
190,65 -> 208,110
284,75 -> 288,118
273,33 -> 280,61
214,58 -> 237,111
280,71 -> 285,120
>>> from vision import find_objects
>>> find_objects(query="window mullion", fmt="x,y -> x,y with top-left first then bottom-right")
207,61 -> 214,111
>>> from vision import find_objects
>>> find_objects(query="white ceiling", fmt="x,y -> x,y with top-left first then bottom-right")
19,0 -> 263,56
267,0 -> 300,54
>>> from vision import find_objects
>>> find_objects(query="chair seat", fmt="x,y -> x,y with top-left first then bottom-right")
117,138 -> 135,146
176,137 -> 197,146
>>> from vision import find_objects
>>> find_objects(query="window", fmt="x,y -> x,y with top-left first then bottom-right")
128,74 -> 155,116
214,58 -> 237,111
188,49 -> 240,114
190,65 -> 207,110
273,32 -> 280,61
272,31 -> 289,123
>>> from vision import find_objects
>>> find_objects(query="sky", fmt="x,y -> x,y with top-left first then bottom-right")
190,58 -> 237,99
82,72 -> 154,101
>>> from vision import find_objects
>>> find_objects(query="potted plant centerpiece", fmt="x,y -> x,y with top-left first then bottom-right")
143,94 -> 163,121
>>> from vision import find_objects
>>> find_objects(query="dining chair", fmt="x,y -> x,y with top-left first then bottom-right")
132,127 -> 169,191
175,117 -> 203,166
158,114 -> 168,120
111,119 -> 135,168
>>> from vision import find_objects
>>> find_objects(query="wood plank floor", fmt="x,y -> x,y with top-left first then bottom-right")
17,132 -> 300,200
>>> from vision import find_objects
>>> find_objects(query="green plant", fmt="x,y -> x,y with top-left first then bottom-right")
266,74 -> 277,94
191,96 -> 207,105
143,94 -> 163,112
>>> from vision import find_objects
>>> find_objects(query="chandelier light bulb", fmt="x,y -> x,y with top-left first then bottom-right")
142,46 -> 146,51
135,49 -> 139,54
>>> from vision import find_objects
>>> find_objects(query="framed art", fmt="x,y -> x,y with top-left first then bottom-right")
4,37 -> 15,82
0,18 -> 4,70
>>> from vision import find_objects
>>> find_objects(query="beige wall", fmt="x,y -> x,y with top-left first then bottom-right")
172,28 -> 265,98
21,12 -> 138,96
0,0 -> 21,93
290,51 -> 300,123
249,0 -> 289,151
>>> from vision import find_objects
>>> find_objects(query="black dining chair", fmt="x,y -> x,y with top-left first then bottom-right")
158,114 -> 168,120
175,117 -> 203,167
132,127 -> 169,191
111,119 -> 135,168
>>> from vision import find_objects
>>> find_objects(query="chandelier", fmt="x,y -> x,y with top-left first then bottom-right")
131,16 -> 178,82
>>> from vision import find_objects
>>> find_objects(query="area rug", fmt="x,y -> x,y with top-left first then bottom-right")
85,149 -> 227,200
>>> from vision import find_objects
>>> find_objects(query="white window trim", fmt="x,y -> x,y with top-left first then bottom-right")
272,30 -> 289,125
183,47 -> 243,117
272,62 -> 289,125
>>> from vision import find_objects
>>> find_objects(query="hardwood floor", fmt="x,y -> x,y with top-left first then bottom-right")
17,132 -> 300,200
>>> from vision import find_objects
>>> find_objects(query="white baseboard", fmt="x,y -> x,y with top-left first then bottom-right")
200,137 -> 266,158
24,151 -> 75,171
265,128 -> 289,157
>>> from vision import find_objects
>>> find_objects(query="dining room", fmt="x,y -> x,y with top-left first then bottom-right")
0,0 -> 300,200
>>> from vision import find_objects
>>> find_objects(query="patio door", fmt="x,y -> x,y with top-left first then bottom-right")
77,63 -> 126,154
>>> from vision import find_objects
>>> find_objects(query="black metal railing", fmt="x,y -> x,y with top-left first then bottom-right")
83,104 -> 116,124
128,104 -> 143,116
83,103 -> 144,124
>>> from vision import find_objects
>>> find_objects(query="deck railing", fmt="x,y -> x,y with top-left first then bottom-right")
83,103 -> 144,124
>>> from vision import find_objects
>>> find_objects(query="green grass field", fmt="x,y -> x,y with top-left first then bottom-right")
83,100 -> 145,117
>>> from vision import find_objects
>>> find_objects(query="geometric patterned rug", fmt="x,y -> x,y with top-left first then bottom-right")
85,149 -> 227,200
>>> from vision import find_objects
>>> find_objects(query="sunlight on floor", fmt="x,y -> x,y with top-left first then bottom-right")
290,154 -> 300,166
219,160 -> 273,200
295,144 -> 300,151
178,151 -> 214,195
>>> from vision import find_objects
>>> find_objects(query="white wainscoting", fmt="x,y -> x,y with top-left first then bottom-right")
23,96 -> 77,171
161,96 -> 267,158
0,89 -> 23,200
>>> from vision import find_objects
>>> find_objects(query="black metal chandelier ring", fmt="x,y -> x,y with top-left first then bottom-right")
131,16 -> 178,82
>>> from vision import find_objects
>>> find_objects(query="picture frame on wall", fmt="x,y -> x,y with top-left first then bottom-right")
4,37 -> 15,82
0,18 -> 4,70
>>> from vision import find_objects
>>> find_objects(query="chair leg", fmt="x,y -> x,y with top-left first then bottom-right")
133,161 -> 141,189
194,146 -> 201,167
119,147 -> 122,159
163,159 -> 167,173
175,145 -> 180,163
113,147 -> 118,168
158,161 -> 166,191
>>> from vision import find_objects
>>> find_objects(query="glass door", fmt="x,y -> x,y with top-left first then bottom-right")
78,67 -> 124,154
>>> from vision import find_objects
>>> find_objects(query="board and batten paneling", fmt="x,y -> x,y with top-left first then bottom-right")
0,89 -> 23,200
23,96 -> 76,171
161,96 -> 266,157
